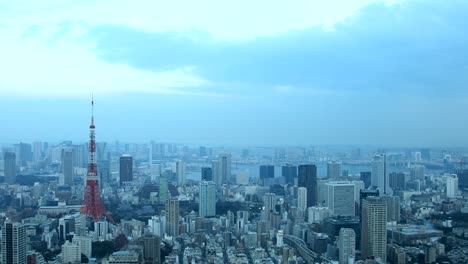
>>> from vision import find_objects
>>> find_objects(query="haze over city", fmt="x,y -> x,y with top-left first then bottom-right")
1,0 -> 467,146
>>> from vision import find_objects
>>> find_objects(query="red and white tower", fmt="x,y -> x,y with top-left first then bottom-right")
81,98 -> 113,223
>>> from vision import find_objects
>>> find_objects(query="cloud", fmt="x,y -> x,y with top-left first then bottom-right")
83,0 -> 468,97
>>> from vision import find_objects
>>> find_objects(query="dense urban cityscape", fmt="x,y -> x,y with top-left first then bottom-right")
2,0 -> 468,263
0,100 -> 467,264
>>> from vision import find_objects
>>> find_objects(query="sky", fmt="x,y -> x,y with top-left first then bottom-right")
0,0 -> 467,147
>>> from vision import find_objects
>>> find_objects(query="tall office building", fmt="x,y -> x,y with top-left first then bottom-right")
219,153 -> 232,184
382,195 -> 401,222
361,197 -> 387,261
142,234 -> 161,264
297,187 -> 308,210
166,198 -> 180,238
260,165 -> 275,180
360,171 -> 371,189
176,161 -> 185,186
98,159 -> 111,186
199,181 -> 216,217
410,165 -> 425,181
263,193 -> 277,214
298,164 -> 318,206
159,174 -> 169,203
326,182 -> 355,216
446,174 -> 459,198
389,172 -> 406,191
119,154 -> 133,185
371,154 -> 391,195
62,149 -> 74,186
327,162 -> 342,179
14,142 -> 32,167
1,221 -> 27,264
201,167 -> 213,181
338,228 -> 356,264
282,164 -> 297,185
212,160 -> 221,187
32,141 -> 43,162
4,152 -> 16,184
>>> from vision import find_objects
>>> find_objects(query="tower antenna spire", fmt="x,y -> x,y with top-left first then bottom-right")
91,93 -> 94,126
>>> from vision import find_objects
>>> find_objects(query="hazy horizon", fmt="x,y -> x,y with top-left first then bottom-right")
1,0 -> 467,146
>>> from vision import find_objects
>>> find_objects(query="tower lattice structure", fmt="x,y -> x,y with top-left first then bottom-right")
80,99 -> 114,223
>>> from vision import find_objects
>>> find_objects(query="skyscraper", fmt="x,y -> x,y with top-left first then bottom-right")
219,153 -> 232,184
201,167 -> 213,181
119,154 -> 133,185
326,181 -> 355,216
1,221 -> 27,264
166,198 -> 179,237
260,165 -> 275,180
382,195 -> 400,222
446,174 -> 459,198
282,164 -> 297,185
98,159 -> 111,187
298,164 -> 318,207
61,148 -> 74,186
338,228 -> 356,264
4,152 -> 16,184
199,181 -> 216,217
327,161 -> 342,179
212,160 -> 221,187
297,187 -> 308,210
159,174 -> 169,203
32,141 -> 43,163
361,197 -> 387,261
176,161 -> 185,186
371,154 -> 391,195
142,234 -> 161,264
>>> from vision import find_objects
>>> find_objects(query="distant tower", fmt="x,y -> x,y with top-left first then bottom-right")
81,98 -> 113,223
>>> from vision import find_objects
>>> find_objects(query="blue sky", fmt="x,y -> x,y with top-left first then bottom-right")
0,0 -> 467,146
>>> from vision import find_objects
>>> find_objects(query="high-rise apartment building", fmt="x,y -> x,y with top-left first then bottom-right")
298,164 -> 318,206
338,228 -> 356,264
1,221 -> 27,264
361,197 -> 387,261
166,198 -> 179,238
199,181 -> 216,217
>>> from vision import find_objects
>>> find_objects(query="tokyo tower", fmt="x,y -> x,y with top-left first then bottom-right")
80,98 -> 114,223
